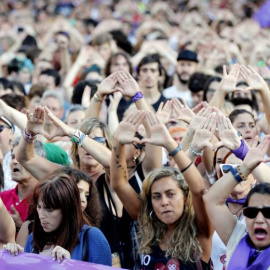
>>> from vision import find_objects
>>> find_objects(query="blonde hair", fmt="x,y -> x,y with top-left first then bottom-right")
71,118 -> 112,169
138,167 -> 202,262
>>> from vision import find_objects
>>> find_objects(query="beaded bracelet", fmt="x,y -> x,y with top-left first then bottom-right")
21,129 -> 38,143
189,143 -> 204,157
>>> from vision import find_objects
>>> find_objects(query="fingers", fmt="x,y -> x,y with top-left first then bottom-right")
4,243 -> 23,256
201,112 -> 216,132
52,246 -> 70,263
124,110 -> 145,127
223,65 -> 228,77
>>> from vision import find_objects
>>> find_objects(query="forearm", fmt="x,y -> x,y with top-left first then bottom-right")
209,90 -> 225,109
85,91 -> 103,119
252,163 -> 270,183
0,199 -> 15,244
108,111 -> 119,135
259,84 -> 270,125
59,48 -> 72,80
3,105 -> 27,131
180,128 -> 195,151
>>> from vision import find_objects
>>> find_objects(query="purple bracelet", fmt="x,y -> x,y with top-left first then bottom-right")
231,139 -> 249,160
132,92 -> 143,102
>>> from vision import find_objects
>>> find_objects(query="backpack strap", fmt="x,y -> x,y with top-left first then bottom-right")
82,226 -> 92,262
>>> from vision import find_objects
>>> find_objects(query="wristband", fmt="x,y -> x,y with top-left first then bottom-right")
189,143 -> 204,157
132,92 -> 143,102
226,165 -> 243,183
168,144 -> 182,157
94,93 -> 102,103
231,139 -> 249,160
21,129 -> 38,143
71,130 -> 85,146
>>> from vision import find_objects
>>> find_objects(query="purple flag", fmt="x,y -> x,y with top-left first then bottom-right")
0,250 -> 123,270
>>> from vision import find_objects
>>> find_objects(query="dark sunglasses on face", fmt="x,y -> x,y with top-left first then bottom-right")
243,207 -> 270,219
91,136 -> 106,144
0,125 -> 11,133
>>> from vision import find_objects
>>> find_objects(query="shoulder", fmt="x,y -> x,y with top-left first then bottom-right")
0,188 -> 16,200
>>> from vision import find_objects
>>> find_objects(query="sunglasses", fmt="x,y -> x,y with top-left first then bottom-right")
243,207 -> 270,219
0,125 -> 11,133
90,136 -> 106,144
219,164 -> 241,175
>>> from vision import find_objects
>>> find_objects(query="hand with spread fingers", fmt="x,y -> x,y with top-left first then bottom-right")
116,70 -> 141,98
52,245 -> 71,263
141,111 -> 172,148
240,65 -> 269,92
190,112 -> 217,154
3,242 -> 24,256
214,112 -> 241,151
114,110 -> 145,145
172,98 -> 195,124
43,106 -> 75,141
156,100 -> 174,125
97,72 -> 118,97
26,106 -> 46,135
218,64 -> 242,94
243,135 -> 270,172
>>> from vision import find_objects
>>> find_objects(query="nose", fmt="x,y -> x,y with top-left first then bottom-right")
161,195 -> 169,206
80,193 -> 86,204
38,208 -> 46,219
255,211 -> 265,223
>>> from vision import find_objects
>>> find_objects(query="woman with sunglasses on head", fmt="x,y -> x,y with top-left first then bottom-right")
4,171 -> 111,265
204,135 -> 270,270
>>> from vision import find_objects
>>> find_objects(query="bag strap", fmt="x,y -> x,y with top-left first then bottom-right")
82,226 -> 92,262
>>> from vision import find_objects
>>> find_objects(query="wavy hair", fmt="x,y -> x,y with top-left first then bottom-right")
71,118 -> 113,169
138,167 -> 202,262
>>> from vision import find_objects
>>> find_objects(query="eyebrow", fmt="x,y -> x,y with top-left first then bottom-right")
152,189 -> 176,195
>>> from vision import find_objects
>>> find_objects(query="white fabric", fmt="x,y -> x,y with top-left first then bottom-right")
3,151 -> 16,191
163,85 -> 193,106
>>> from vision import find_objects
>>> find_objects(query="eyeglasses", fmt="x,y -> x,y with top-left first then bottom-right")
243,207 -> 270,219
219,164 -> 241,175
90,136 -> 106,144
0,125 -> 11,133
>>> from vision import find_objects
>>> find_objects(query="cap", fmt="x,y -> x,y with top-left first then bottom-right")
0,116 -> 15,132
177,50 -> 199,63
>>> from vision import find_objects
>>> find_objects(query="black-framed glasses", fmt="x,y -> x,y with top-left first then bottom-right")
91,136 -> 106,144
243,207 -> 270,219
0,125 -> 11,133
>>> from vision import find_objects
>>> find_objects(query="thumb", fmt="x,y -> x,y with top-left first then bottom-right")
132,137 -> 141,144
213,141 -> 224,151
245,86 -> 254,92
204,142 -> 214,151
140,138 -> 152,144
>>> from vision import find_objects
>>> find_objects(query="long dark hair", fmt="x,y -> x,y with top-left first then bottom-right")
244,183 -> 270,207
32,173 -> 83,252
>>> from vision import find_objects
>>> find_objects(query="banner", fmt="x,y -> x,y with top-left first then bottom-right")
0,250 -> 123,270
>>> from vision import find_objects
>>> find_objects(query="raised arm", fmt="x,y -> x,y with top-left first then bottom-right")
16,106 -> 62,180
111,111 -> 146,220
203,135 -> 270,245
0,198 -> 15,248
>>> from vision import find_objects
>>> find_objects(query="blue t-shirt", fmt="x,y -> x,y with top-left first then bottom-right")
24,225 -> 112,266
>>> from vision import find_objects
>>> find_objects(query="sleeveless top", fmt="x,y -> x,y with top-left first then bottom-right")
137,245 -> 212,270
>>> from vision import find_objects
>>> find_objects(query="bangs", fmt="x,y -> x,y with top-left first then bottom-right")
33,181 -> 63,210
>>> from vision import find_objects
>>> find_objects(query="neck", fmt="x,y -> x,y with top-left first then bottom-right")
17,178 -> 38,200
141,87 -> 161,104
175,75 -> 189,92
80,163 -> 104,182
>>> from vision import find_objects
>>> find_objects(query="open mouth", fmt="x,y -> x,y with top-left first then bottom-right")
254,228 -> 267,240
13,168 -> 20,173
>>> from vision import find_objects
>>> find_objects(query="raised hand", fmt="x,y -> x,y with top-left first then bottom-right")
141,111 -> 172,147
10,205 -> 23,229
218,64 -> 242,94
26,106 -> 46,135
97,72 -> 118,96
116,71 -> 140,98
240,65 -> 269,92
214,112 -> 241,151
243,135 -> 270,171
52,245 -> 70,263
114,110 -> 145,144
43,106 -> 74,140
3,242 -> 24,256
172,98 -> 195,124
190,112 -> 217,153
156,100 -> 174,125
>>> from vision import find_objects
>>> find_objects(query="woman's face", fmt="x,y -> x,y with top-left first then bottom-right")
232,113 -> 257,145
246,193 -> 270,249
206,81 -> 220,102
67,110 -> 85,129
77,180 -> 90,211
215,148 -> 254,197
37,200 -> 63,233
151,176 -> 185,229
77,127 -> 104,169
110,55 -> 130,74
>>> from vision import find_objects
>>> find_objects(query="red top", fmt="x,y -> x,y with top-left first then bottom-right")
0,185 -> 30,222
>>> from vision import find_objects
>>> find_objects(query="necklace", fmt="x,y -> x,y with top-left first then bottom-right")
228,204 -> 244,220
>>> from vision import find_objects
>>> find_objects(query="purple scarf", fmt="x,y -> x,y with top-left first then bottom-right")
227,234 -> 270,270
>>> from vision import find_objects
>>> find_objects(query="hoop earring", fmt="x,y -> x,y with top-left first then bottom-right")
133,156 -> 137,162
150,210 -> 153,218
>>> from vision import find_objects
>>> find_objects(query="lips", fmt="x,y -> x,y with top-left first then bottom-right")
254,228 -> 267,240
162,210 -> 172,215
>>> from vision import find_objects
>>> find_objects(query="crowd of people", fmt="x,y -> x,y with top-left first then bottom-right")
0,0 -> 270,269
